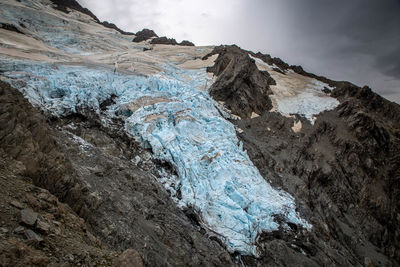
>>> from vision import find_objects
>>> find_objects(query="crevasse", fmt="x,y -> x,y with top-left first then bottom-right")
0,57 -> 310,255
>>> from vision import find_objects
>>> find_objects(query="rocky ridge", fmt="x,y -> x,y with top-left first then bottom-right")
216,50 -> 400,266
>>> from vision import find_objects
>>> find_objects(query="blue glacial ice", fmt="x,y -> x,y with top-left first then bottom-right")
0,57 -> 310,255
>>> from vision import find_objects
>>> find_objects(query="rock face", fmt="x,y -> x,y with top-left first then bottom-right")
179,40 -> 195,46
250,51 -> 290,72
0,81 -> 74,200
20,209 -> 38,226
49,0 -> 133,35
0,22 -> 24,34
211,50 -> 400,265
150,36 -> 196,46
100,21 -> 134,35
49,0 -> 100,22
204,45 -> 274,119
150,36 -> 179,45
114,249 -> 144,267
132,28 -> 158,42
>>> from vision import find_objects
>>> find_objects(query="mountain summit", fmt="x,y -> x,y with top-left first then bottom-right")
0,0 -> 399,266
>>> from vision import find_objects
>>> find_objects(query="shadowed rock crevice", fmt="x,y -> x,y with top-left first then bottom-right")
0,23 -> 24,34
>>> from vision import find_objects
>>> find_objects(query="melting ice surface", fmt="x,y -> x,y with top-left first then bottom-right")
1,57 -> 310,255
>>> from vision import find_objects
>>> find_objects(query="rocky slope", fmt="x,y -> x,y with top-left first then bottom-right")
0,0 -> 399,266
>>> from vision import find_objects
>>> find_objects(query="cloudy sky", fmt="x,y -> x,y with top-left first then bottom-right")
77,0 -> 400,103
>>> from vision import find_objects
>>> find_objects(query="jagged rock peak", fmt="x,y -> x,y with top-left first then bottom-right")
149,36 -> 195,46
49,0 -> 101,22
49,0 -> 133,35
179,40 -> 195,46
204,45 -> 274,119
100,21 -> 134,35
132,28 -> 158,42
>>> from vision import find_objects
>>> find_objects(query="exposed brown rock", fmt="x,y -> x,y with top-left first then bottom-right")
20,209 -> 38,227
49,0 -> 133,35
0,23 -> 24,34
229,78 -> 400,265
204,45 -> 274,118
114,249 -> 144,267
179,40 -> 195,46
24,229 -> 43,243
150,36 -> 178,45
49,0 -> 101,22
10,201 -> 24,209
132,29 -> 158,42
149,36 -> 195,46
35,219 -> 50,234
100,21 -> 134,35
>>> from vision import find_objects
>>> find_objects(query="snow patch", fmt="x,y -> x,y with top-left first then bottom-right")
249,54 -> 339,123
291,120 -> 302,133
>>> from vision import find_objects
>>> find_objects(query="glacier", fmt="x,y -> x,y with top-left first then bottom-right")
0,56 -> 310,255
0,0 -> 311,254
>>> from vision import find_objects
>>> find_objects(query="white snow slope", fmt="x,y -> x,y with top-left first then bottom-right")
250,54 -> 339,123
0,0 -> 312,255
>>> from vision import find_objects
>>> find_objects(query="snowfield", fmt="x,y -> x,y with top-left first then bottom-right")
249,54 -> 339,123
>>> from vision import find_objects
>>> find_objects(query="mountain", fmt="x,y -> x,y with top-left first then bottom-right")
0,0 -> 399,266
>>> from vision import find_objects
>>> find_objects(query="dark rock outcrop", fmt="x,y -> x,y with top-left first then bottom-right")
49,0 -> 133,35
0,81 -> 76,202
100,21 -> 134,35
49,0 -> 101,22
199,44 -> 400,265
150,36 -> 179,45
0,155 -> 119,266
132,28 -> 158,42
204,45 -> 274,118
149,36 -> 195,46
0,23 -> 24,34
114,249 -> 144,267
215,53 -> 400,265
250,51 -> 290,71
250,51 -> 357,89
179,40 -> 195,46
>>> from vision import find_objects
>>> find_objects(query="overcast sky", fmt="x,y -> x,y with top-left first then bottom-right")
77,0 -> 400,103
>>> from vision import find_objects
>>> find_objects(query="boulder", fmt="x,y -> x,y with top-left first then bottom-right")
132,29 -> 158,42
114,249 -> 144,267
24,229 -> 43,243
20,208 -> 38,226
